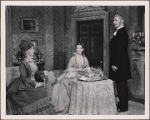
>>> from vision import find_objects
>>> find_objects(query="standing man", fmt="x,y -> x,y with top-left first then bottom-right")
109,14 -> 131,112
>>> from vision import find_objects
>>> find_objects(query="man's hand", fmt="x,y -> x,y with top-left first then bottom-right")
112,65 -> 118,72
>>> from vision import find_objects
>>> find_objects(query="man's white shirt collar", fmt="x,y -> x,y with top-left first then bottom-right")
114,26 -> 124,36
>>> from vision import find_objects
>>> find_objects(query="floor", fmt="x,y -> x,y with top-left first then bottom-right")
117,100 -> 144,115
56,100 -> 144,115
49,87 -> 145,115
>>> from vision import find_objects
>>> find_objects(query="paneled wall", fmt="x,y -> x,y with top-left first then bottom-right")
10,6 -> 45,64
63,6 -> 138,67
8,6 -> 66,70
53,7 -> 65,70
64,6 -> 76,67
8,6 -> 139,70
128,7 -> 145,99
44,7 -> 54,71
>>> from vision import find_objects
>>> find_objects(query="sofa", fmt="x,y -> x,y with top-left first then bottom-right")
6,66 -> 64,115
6,67 -> 20,87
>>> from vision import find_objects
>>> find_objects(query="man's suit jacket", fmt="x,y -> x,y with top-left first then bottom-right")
109,27 -> 131,81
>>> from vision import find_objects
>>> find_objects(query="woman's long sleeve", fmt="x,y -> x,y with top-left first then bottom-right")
66,57 -> 76,72
85,57 -> 90,67
19,64 -> 36,87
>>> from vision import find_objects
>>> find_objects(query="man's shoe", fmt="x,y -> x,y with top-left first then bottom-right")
117,108 -> 128,112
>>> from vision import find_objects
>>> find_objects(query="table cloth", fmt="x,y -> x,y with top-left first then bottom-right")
69,79 -> 117,115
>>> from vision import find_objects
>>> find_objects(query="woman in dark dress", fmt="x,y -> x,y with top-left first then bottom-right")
6,40 -> 53,115
109,14 -> 131,112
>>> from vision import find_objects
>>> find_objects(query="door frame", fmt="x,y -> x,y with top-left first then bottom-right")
71,10 -> 109,76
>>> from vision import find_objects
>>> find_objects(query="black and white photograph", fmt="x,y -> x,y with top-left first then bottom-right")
1,1 -> 149,119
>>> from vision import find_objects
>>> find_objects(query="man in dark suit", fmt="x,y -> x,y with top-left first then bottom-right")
109,14 -> 131,112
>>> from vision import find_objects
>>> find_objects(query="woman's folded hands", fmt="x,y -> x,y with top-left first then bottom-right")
67,67 -> 83,72
35,82 -> 44,88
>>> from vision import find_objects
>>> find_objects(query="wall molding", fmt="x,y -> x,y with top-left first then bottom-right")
75,6 -> 105,12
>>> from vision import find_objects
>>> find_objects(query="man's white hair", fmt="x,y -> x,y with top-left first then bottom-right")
114,14 -> 125,22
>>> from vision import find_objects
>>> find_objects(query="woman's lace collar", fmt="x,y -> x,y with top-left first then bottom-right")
25,57 -> 34,63
73,52 -> 85,57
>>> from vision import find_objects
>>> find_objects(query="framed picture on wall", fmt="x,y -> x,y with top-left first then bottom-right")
20,17 -> 39,33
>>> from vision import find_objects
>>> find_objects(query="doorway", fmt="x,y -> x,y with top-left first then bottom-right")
71,10 -> 109,76
77,20 -> 103,68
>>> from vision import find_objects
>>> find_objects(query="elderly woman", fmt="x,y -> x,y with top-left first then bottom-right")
51,43 -> 91,114
7,40 -> 55,115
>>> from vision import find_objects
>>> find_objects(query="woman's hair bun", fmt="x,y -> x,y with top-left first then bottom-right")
19,40 -> 33,51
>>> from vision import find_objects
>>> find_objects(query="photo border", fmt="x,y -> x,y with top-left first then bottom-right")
1,1 -> 149,119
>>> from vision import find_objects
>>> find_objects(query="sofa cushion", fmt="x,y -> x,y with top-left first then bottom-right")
6,67 -> 20,87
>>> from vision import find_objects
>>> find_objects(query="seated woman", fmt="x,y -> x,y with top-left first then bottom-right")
6,40 -> 55,115
51,43 -> 91,114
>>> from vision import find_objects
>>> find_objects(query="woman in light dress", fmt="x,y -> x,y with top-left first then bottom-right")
51,43 -> 91,114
